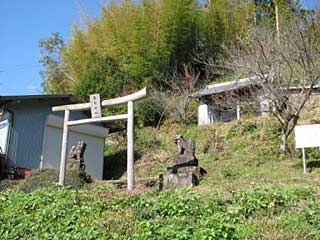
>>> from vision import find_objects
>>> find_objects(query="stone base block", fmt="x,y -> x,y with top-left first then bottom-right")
159,166 -> 207,191
175,166 -> 202,178
159,172 -> 199,191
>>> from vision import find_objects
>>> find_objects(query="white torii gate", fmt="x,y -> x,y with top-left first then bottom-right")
52,88 -> 148,191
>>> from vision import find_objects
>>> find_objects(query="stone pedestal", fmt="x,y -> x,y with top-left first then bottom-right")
159,166 -> 205,191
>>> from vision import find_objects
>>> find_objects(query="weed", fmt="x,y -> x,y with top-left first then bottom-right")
223,168 -> 238,179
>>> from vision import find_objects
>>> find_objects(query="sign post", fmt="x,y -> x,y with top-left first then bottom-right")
90,94 -> 101,118
302,148 -> 306,174
294,124 -> 320,174
53,88 -> 148,191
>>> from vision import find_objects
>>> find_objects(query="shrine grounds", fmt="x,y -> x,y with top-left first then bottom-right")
1,112 -> 320,239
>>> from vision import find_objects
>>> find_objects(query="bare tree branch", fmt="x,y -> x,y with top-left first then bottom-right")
203,14 -> 320,154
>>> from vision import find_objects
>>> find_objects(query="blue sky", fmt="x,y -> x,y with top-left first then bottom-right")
0,0 -> 102,95
0,0 -> 317,96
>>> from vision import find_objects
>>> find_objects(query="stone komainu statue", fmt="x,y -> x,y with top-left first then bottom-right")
66,141 -> 87,170
169,135 -> 198,173
159,135 -> 206,190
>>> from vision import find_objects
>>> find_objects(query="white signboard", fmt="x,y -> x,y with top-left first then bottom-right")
90,94 -> 102,118
0,119 -> 10,154
295,124 -> 320,149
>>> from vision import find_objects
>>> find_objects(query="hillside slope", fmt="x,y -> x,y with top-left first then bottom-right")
108,115 -> 320,193
2,115 -> 320,239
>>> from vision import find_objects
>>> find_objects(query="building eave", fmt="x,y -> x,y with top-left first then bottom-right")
191,76 -> 260,98
0,93 -> 80,104
191,76 -> 320,98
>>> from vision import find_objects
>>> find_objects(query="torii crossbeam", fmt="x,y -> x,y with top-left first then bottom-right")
52,88 -> 148,191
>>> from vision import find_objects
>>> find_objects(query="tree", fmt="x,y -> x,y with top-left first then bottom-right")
40,1 -> 255,96
73,50 -> 129,101
39,32 -> 74,93
154,63 -> 200,125
212,14 -> 320,154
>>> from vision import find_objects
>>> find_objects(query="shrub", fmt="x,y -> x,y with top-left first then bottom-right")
136,127 -> 162,152
135,96 -> 165,127
19,168 -> 90,192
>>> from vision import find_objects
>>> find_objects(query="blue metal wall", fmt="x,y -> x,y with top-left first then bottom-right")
7,102 -> 50,169
5,100 -> 90,169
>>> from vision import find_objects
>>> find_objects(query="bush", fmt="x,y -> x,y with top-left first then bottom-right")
136,127 -> 162,152
135,95 -> 165,127
19,168 -> 90,192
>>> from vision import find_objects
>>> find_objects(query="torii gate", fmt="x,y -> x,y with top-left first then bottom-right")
52,88 -> 148,191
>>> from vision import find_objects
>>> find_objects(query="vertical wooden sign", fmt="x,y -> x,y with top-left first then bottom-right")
90,94 -> 102,118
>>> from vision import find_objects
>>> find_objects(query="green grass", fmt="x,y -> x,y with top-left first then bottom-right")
0,184 -> 318,239
94,115 -> 320,238
2,115 -> 320,239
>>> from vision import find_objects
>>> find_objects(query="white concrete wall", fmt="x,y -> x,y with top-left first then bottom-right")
198,101 -> 210,125
198,101 -> 238,125
259,96 -> 271,116
42,126 -> 105,180
41,115 -> 108,180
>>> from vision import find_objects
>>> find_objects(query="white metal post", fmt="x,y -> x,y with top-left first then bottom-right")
59,109 -> 70,186
236,105 -> 240,120
127,101 -> 134,191
302,148 -> 306,174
